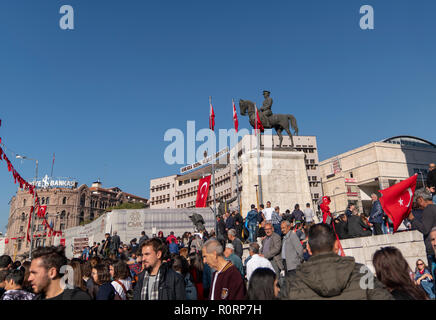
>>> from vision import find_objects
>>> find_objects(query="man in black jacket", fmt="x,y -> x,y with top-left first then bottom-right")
133,238 -> 185,300
347,212 -> 372,238
110,231 -> 121,256
427,163 -> 436,204
408,188 -> 436,273
333,214 -> 349,239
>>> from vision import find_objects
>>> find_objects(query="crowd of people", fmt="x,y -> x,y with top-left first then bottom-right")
0,184 -> 435,301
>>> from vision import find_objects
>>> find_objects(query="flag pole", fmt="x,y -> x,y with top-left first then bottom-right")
50,153 -> 55,178
210,96 -> 218,232
255,104 -> 263,206
233,99 -> 241,216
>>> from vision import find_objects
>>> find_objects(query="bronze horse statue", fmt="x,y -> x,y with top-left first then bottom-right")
239,99 -> 298,148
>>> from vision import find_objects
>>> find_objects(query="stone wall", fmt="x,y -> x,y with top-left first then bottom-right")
340,230 -> 427,273
240,149 -> 312,216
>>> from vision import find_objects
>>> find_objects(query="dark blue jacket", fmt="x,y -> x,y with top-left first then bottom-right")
225,215 -> 235,230
369,200 -> 384,224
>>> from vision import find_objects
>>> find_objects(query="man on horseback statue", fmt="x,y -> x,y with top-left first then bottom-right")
239,90 -> 299,148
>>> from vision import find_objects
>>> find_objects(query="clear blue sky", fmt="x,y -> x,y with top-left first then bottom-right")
1,0 -> 435,234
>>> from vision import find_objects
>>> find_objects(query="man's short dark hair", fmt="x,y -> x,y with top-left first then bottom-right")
32,246 -> 67,278
141,231 -> 145,235
140,238 -> 167,261
0,270 -> 9,282
260,204 -> 264,209
308,224 -> 336,255
5,269 -> 25,286
251,204 -> 256,209
306,203 -> 310,207
0,255 -> 12,269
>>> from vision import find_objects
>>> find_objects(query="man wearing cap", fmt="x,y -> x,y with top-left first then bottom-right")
261,90 -> 273,117
224,243 -> 244,278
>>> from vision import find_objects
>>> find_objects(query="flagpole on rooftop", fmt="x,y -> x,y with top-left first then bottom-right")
209,96 -> 217,230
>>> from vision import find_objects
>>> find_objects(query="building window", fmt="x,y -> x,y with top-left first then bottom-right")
60,224 -> 65,230
79,211 -> 84,224
23,199 -> 27,207
60,210 -> 66,219
20,226 -> 24,232
62,197 -> 67,205
80,194 -> 86,206
46,197 -> 50,205
314,193 -> 319,199
21,212 -> 26,222
41,197 -> 45,205
17,240 -> 22,251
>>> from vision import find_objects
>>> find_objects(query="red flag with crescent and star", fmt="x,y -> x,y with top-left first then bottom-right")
209,99 -> 215,132
379,174 -> 417,233
196,175 -> 211,207
254,106 -> 264,135
232,99 -> 238,133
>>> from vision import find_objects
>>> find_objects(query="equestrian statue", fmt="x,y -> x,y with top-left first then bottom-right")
239,90 -> 299,148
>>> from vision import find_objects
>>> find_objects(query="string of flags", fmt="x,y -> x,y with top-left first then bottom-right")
0,119 -> 62,243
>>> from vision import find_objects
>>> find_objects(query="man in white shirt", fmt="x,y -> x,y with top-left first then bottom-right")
246,242 -> 275,282
263,201 -> 275,222
303,203 -> 314,223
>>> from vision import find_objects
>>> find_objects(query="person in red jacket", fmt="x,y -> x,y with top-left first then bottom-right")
166,231 -> 177,245
202,239 -> 246,300
320,196 -> 333,225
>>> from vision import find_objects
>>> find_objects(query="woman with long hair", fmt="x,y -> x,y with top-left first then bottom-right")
171,255 -> 197,300
20,261 -> 33,293
92,264 -> 115,300
373,247 -> 428,300
247,268 -> 280,300
110,260 -> 132,300
68,260 -> 87,291
81,261 -> 98,299
414,259 -> 435,299
188,252 -> 204,300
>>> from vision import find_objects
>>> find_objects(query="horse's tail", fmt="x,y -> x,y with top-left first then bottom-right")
288,115 -> 298,135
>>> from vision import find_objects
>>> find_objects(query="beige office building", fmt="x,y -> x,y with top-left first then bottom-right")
319,136 -> 436,216
150,135 -> 322,216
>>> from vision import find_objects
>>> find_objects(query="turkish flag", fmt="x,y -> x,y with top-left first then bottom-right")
379,174 -> 417,233
37,205 -> 47,218
196,176 -> 211,207
5,238 -> 8,244
232,100 -> 238,132
209,101 -> 215,131
60,238 -> 66,246
255,106 -> 264,134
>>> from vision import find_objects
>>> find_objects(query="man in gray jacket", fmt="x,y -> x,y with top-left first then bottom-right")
260,223 -> 283,274
280,220 -> 304,276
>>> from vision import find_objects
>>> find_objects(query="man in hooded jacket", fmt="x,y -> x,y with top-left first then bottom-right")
280,223 -> 394,300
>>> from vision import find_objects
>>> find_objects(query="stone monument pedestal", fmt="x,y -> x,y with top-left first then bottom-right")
240,149 -> 312,216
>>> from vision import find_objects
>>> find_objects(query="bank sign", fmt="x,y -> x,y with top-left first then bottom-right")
30,175 -> 77,189
180,147 -> 229,174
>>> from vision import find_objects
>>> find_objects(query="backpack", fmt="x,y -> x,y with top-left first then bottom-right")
184,274 -> 197,300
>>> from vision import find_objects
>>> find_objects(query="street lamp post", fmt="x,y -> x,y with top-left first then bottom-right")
16,155 -> 38,259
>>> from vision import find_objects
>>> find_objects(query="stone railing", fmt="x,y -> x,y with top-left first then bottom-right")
340,230 -> 426,273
